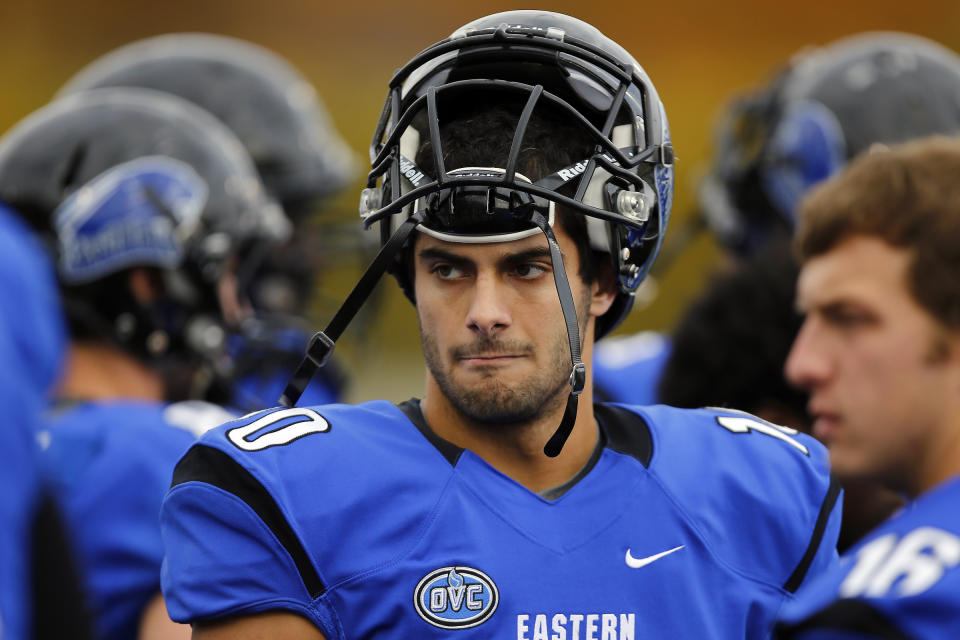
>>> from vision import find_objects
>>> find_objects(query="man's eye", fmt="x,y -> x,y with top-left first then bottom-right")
433,264 -> 463,279
514,264 -> 547,278
825,308 -> 872,328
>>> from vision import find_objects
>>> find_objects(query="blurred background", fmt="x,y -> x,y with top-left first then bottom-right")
3,0 -> 959,402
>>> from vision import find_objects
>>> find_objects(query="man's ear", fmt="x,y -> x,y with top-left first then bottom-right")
589,261 -> 618,318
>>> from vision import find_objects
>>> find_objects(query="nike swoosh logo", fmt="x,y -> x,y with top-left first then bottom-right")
625,545 -> 685,569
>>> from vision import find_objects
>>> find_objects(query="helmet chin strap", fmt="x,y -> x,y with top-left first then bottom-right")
279,211 -> 425,407
529,210 -> 586,458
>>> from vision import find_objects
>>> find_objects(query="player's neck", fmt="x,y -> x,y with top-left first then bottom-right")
421,372 -> 601,494
58,341 -> 165,402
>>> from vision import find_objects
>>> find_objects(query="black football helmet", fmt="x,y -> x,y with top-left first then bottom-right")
0,87 -> 289,399
283,10 -> 674,456
58,34 -> 367,406
701,31 -> 960,256
57,33 -> 357,217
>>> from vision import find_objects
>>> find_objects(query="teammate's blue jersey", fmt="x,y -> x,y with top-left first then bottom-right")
0,368 -> 44,640
0,205 -> 66,414
231,366 -> 340,414
226,327 -> 345,414
38,399 -> 234,640
776,475 -> 960,640
592,331 -> 672,405
0,203 -> 65,640
161,400 -> 841,639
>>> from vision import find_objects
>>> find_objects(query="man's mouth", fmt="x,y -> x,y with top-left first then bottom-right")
809,402 -> 841,442
458,353 -> 525,365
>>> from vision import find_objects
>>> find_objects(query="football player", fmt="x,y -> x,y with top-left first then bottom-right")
596,31 -> 960,407
655,32 -> 960,552
0,87 -> 289,640
774,136 -> 960,638
58,33 -> 360,412
160,11 -> 841,639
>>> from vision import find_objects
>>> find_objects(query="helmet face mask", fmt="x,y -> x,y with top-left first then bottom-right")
361,11 -> 674,338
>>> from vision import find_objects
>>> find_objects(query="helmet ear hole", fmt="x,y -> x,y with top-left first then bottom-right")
127,268 -> 163,306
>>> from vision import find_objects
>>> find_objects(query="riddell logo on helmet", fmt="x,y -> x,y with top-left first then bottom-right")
399,157 -> 425,186
557,154 -> 617,182
558,161 -> 589,182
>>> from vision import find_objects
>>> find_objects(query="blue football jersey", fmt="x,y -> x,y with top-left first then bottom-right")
38,399 -> 234,640
0,368 -> 44,640
592,331 -> 672,405
0,203 -> 66,640
161,400 -> 840,639
776,475 -> 960,640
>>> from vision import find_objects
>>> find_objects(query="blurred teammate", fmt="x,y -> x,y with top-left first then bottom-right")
0,204 -> 93,640
775,136 -> 960,638
0,87 -> 288,640
657,241 -> 905,552
160,11 -> 839,639
59,33 -> 359,411
596,31 -> 960,406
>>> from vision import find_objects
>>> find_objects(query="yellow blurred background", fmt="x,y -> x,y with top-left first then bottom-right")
2,0 -> 959,401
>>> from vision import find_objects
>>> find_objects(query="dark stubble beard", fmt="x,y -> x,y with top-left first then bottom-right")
421,287 -> 592,426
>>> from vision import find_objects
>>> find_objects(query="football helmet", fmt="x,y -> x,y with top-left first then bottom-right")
0,87 -> 289,399
283,10 -> 674,456
701,32 -> 960,256
59,34 -> 366,407
58,33 -> 357,217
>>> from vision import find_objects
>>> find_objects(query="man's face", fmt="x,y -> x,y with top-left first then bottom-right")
785,235 -> 960,492
413,223 -> 608,425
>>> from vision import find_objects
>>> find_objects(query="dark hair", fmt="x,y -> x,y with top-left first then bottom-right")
797,135 -> 960,329
657,240 -> 808,421
412,96 -> 600,286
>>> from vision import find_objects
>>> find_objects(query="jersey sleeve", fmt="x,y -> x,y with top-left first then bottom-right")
639,405 -> 842,594
776,497 -> 960,640
160,442 -> 334,632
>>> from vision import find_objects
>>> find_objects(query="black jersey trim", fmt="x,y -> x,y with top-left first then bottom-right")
397,399 -> 464,466
773,598 -> 914,640
783,476 -> 842,593
595,403 -> 654,468
32,490 -> 96,640
171,444 -> 325,598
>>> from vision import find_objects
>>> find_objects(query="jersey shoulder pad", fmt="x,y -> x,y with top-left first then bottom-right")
777,477 -> 960,638
162,400 -> 457,625
39,401 -> 196,490
187,400 -> 455,480
634,404 -> 840,592
162,400 -> 238,438
593,331 -> 671,405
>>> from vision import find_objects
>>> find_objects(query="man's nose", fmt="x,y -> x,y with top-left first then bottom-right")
785,319 -> 832,390
465,272 -> 511,337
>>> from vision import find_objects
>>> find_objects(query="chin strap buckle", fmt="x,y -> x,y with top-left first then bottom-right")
305,331 -> 335,369
568,362 -> 586,396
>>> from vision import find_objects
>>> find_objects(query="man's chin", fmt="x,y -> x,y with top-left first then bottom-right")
451,382 -> 568,426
